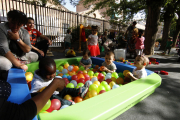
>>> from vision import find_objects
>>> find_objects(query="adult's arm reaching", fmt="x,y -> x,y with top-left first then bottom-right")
39,34 -> 52,45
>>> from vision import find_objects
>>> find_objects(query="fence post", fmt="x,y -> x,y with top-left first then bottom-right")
34,3 -> 38,29
77,13 -> 81,51
103,20 -> 104,32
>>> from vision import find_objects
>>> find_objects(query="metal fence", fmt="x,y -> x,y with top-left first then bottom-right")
0,0 -> 113,48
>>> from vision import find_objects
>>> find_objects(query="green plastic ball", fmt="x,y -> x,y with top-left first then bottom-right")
101,71 -> 106,76
66,83 -> 74,88
76,83 -> 84,88
97,85 -> 106,93
111,72 -> 118,79
100,81 -> 108,86
41,99 -> 51,111
88,71 -> 94,76
58,66 -> 64,72
89,84 -> 98,91
94,72 -> 99,77
104,84 -> 111,91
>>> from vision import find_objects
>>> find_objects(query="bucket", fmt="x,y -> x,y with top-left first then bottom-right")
114,49 -> 126,60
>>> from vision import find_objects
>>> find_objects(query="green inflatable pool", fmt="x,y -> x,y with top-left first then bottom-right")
26,57 -> 161,120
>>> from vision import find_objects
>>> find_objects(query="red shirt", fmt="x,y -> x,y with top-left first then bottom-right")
24,27 -> 42,45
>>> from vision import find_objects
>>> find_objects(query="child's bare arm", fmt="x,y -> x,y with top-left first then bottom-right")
127,72 -> 138,81
79,61 -> 85,67
103,67 -> 115,73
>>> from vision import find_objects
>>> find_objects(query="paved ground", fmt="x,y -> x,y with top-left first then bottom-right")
49,48 -> 180,120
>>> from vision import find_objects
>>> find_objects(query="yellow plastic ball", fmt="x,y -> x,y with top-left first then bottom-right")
93,81 -> 100,86
64,63 -> 69,69
111,77 -> 116,82
89,90 -> 98,98
25,72 -> 33,82
123,70 -> 130,77
64,94 -> 73,100
109,81 -> 116,89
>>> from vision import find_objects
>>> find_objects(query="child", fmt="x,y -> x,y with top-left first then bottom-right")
64,29 -> 72,51
102,51 -> 117,73
80,49 -> 92,70
86,25 -> 100,57
164,37 -> 173,55
31,58 -> 88,106
127,55 -> 149,81
103,39 -> 116,54
135,30 -> 145,56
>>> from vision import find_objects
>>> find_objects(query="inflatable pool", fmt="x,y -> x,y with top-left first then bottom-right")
9,57 -> 161,120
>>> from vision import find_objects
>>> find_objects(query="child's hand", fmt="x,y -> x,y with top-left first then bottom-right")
102,67 -> 108,71
54,78 -> 65,92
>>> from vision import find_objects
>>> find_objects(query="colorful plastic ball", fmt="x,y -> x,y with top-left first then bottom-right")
116,77 -> 124,84
67,76 -> 72,81
93,81 -> 100,86
66,83 -> 74,88
78,78 -> 85,84
25,72 -> 33,82
111,72 -> 118,79
91,77 -> 98,83
70,80 -> 77,88
84,75 -> 90,81
73,66 -> 79,72
89,90 -> 98,98
63,78 -> 69,86
78,71 -> 83,74
123,70 -> 130,77
64,63 -> 69,69
68,65 -> 73,71
52,110 -> 57,113
105,75 -> 111,80
97,85 -> 106,93
74,96 -> 83,103
62,75 -> 67,78
60,105 -> 69,109
76,83 -> 84,88
109,81 -> 116,89
83,70 -> 87,74
89,84 -> 98,91
51,99 -> 61,110
98,73 -> 104,80
124,76 -> 131,82
112,84 -> 120,89
62,69 -> 68,75
58,73 -> 63,77
71,75 -> 78,81
111,77 -> 116,82
98,78 -> 104,83
106,79 -> 112,84
106,73 -> 112,76
84,80 -> 92,87
41,99 -> 51,111
88,71 -> 94,76
94,72 -> 99,77
118,72 -> 123,78
101,71 -> 106,76
56,70 -> 59,72
100,66 -> 105,71
58,66 -> 64,72
104,84 -> 111,91
77,74 -> 85,79
95,65 -> 99,69
64,94 -> 73,100
99,90 -> 106,94
79,66 -> 85,71
100,81 -> 108,86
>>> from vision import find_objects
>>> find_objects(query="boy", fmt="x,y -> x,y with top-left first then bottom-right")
102,51 -> 117,73
164,37 -> 173,55
31,58 -> 88,106
64,29 -> 72,51
25,17 -> 52,60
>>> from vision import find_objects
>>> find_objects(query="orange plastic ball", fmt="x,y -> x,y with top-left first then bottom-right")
111,77 -> 116,82
73,66 -> 79,72
77,74 -> 85,79
95,65 -> 99,69
116,77 -> 124,84
74,96 -> 83,103
100,66 -> 105,71
64,94 -> 73,100
58,73 -> 63,77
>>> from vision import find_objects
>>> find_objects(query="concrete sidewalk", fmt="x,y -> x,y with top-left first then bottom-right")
49,48 -> 180,120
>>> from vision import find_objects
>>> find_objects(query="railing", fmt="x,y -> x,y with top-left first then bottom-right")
0,0 -> 112,48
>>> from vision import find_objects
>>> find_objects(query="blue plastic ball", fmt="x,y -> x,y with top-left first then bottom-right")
62,69 -> 68,74
62,75 -> 67,78
67,76 -> 72,81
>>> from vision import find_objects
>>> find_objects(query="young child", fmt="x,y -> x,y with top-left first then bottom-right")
127,55 -> 149,81
79,49 -> 92,70
86,25 -> 100,57
64,29 -> 72,51
103,38 -> 116,54
135,30 -> 145,56
102,51 -> 117,73
31,58 -> 88,106
164,37 -> 173,55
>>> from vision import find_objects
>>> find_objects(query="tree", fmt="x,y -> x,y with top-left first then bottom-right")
172,10 -> 180,47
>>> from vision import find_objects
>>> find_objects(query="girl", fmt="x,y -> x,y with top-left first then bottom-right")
86,25 -> 100,57
127,55 -> 149,81
135,30 -> 145,56
79,49 -> 92,70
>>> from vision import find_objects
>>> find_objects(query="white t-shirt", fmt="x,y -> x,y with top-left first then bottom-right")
132,68 -> 147,79
31,70 -> 61,94
88,34 -> 98,45
64,34 -> 72,43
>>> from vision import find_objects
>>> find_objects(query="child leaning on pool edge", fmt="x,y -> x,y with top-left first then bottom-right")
102,51 -> 117,73
79,49 -> 92,70
127,55 -> 149,81
30,58 -> 88,106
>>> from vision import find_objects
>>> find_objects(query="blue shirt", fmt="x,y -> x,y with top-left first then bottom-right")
80,58 -> 92,65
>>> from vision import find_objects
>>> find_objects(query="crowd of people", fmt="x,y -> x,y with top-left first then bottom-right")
0,10 -> 179,119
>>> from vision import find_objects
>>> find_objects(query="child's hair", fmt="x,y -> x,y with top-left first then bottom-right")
136,55 -> 149,67
83,49 -> 91,56
91,25 -> 98,30
67,29 -> 71,34
27,17 -> 34,21
138,30 -> 144,38
39,58 -> 56,71
105,51 -> 115,58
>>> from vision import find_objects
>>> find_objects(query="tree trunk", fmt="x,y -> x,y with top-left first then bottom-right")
159,17 -> 173,50
172,11 -> 180,47
144,4 -> 161,55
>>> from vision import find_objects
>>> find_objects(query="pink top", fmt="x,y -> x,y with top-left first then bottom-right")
88,34 -> 98,45
136,37 -> 145,49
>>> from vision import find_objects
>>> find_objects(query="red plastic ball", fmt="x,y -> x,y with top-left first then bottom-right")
99,90 -> 106,94
78,78 -> 85,84
98,73 -> 104,80
106,79 -> 112,84
63,78 -> 69,86
51,99 -> 61,110
71,75 -> 78,81
77,71 -> 83,74
98,78 -> 104,83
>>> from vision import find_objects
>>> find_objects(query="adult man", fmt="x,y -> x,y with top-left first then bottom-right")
0,10 -> 38,80
125,21 -> 137,42
25,17 -> 52,60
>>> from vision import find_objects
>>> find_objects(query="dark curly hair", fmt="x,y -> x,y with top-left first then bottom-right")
7,10 -> 27,25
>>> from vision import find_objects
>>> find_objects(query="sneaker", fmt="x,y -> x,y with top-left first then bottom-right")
79,86 -> 88,98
